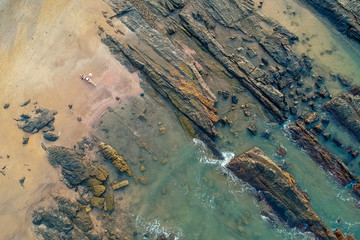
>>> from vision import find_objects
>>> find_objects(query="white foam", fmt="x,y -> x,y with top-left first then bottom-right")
192,138 -> 234,165
135,216 -> 183,240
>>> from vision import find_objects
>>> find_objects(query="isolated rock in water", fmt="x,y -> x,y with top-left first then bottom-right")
323,93 -> 360,142
112,180 -> 129,190
98,142 -> 131,176
287,121 -> 359,197
227,147 -> 339,239
47,146 -> 89,186
18,108 -> 56,133
277,146 -> 287,157
43,132 -> 59,141
247,122 -> 257,135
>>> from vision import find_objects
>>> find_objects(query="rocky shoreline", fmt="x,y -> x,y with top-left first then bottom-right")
227,147 -> 356,240
2,0 -> 358,238
301,0 -> 360,43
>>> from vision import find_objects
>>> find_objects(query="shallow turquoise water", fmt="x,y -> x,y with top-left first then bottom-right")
96,1 -> 360,239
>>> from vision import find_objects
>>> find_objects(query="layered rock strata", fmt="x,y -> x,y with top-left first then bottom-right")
102,1 -> 219,140
302,0 -> 360,43
98,142 -> 132,176
323,93 -> 360,142
287,121 -> 360,198
227,147 -> 355,240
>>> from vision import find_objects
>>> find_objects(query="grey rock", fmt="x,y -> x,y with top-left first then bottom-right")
323,93 -> 360,141
17,108 -> 56,133
44,132 -> 59,141
302,0 -> 360,43
47,146 -> 89,186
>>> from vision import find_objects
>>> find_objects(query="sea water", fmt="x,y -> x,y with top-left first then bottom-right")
96,1 -> 360,239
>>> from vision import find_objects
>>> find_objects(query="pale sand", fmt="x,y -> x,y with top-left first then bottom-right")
0,0 -> 142,239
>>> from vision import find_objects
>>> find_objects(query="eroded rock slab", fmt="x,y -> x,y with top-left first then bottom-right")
98,142 -> 132,176
323,93 -> 360,142
287,121 -> 359,198
226,147 -> 353,239
47,146 -> 89,186
303,0 -> 360,43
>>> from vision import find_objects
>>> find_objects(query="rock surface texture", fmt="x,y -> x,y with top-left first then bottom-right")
303,0 -> 360,43
288,121 -> 360,198
227,147 -> 355,240
98,142 -> 132,176
47,146 -> 89,186
323,93 -> 360,142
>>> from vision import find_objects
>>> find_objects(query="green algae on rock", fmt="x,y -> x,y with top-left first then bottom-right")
98,142 -> 132,176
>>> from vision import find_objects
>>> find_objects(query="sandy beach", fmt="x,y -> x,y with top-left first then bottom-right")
0,0 -> 142,238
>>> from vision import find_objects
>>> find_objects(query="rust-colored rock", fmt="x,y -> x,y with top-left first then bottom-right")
98,142 -> 131,176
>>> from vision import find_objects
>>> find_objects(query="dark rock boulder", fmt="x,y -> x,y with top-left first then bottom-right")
43,132 -> 59,141
227,147 -> 339,239
323,93 -> 360,142
47,146 -> 89,186
17,108 -> 57,133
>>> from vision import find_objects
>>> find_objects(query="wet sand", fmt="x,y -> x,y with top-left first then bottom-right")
0,0 -> 142,239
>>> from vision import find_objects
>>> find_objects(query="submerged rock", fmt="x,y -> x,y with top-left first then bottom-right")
227,147 -> 346,239
98,142 -> 131,176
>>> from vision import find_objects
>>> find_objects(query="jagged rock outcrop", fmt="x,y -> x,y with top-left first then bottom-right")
302,0 -> 360,43
227,147 -> 354,240
32,197 -> 97,240
287,121 -> 360,198
98,142 -> 131,176
16,108 -> 57,133
323,93 -> 360,142
47,146 -> 89,186
103,1 -> 219,139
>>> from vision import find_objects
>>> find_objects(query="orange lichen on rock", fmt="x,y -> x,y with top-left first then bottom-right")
98,142 -> 131,176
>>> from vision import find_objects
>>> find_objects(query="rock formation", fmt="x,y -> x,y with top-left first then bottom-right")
323,93 -> 360,142
98,142 -> 132,176
302,0 -> 360,43
227,147 -> 355,240
287,121 -> 360,198
16,108 -> 57,133
47,146 -> 89,186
